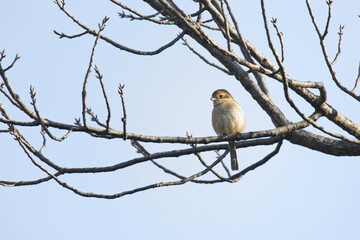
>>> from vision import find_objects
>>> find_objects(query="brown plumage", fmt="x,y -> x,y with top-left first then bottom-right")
211,89 -> 245,170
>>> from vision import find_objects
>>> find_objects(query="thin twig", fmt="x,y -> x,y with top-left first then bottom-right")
217,0 -> 270,96
0,103 -> 15,133
86,108 -> 107,128
131,139 -> 190,181
199,22 -> 220,30
118,84 -> 127,140
0,64 -> 45,120
0,103 -> 64,177
195,2 -> 203,23
53,30 -> 88,39
195,152 -> 229,181
166,0 -> 187,17
0,50 -> 5,62
0,175 -> 55,187
177,140 -> 283,185
15,133 -> 98,199
186,131 -> 228,181
220,0 -> 232,52
118,11 -> 173,25
222,0 -> 251,61
352,62 -> 360,92
30,86 -> 72,142
3,53 -> 21,72
82,16 -> 109,128
331,25 -> 344,66
216,150 -> 232,178
195,4 -> 221,32
230,140 -> 283,182
134,133 -> 234,184
39,129 -> 47,153
0,83 -> 21,109
271,18 -> 284,62
112,0 -> 174,25
323,0 -> 333,39
94,66 -> 111,131
182,37 -> 231,75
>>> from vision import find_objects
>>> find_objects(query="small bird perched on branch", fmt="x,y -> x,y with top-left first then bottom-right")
211,89 -> 245,170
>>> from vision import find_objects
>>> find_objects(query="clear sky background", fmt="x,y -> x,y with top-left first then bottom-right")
1,0 -> 360,239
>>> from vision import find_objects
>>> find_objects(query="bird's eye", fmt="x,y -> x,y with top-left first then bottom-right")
219,94 -> 223,98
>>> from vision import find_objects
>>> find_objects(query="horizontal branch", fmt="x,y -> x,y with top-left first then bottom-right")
60,136 -> 283,175
0,112 -> 318,144
0,136 -> 283,191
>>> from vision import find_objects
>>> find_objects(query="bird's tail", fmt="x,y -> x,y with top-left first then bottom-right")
229,141 -> 238,170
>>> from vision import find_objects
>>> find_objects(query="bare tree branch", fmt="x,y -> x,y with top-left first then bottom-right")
53,0 -> 185,56
118,84 -> 127,140
353,62 -> 360,92
53,30 -> 88,39
30,86 -> 72,142
261,0 -> 358,144
1,52 -> 21,72
94,66 -> 111,131
82,16 -> 108,128
230,140 -> 283,182
306,0 -> 360,101
112,0 -> 173,25
323,0 -> 333,39
186,132 -> 229,181
222,0 -> 270,96
331,24 -> 344,65
1,0 -> 360,199
182,37 -> 231,74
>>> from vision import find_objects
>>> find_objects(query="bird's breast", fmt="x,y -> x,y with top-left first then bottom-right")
212,101 -> 245,135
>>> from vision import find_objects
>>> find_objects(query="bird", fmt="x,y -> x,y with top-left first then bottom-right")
211,89 -> 245,170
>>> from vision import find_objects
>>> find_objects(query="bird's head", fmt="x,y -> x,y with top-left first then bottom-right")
210,89 -> 234,105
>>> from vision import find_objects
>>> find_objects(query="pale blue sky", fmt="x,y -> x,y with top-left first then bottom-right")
1,1 -> 360,239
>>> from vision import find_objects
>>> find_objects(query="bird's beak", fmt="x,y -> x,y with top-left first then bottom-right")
210,97 -> 216,101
